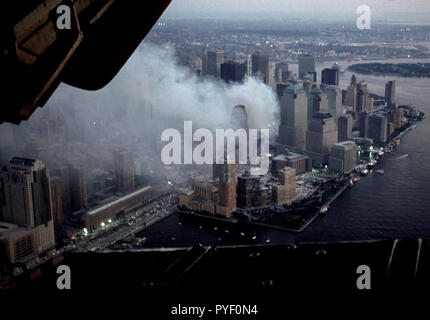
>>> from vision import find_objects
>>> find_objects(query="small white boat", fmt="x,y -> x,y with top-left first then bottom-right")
265,239 -> 271,244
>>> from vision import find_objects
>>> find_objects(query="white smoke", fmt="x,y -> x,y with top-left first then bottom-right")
106,42 -> 279,130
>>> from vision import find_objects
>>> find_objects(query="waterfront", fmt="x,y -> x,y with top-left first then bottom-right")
137,64 -> 430,248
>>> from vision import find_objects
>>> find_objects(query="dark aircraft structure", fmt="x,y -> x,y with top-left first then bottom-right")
0,0 -> 171,124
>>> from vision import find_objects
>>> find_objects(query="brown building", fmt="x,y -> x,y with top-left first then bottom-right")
272,153 -> 312,175
213,163 -> 236,217
114,150 -> 135,193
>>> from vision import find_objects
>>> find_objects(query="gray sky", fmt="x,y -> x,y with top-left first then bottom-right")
163,0 -> 430,20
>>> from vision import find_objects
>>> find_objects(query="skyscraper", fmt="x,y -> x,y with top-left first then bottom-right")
1,157 -> 55,254
298,54 -> 315,80
321,68 -> 339,86
327,85 -> 343,123
114,150 -> 135,193
306,112 -> 338,164
356,82 -> 370,115
251,53 -> 269,82
328,141 -> 357,174
278,85 -> 308,151
338,114 -> 353,142
213,163 -> 236,217
274,63 -> 290,83
308,87 -> 328,120
204,50 -> 224,78
385,80 -> 396,108
358,111 -> 369,138
220,61 -> 247,83
367,114 -> 388,145
68,165 -> 88,211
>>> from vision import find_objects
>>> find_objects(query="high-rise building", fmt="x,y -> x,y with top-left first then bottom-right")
220,61 -> 247,83
338,114 -> 353,142
306,112 -> 338,164
278,85 -> 308,151
274,63 -> 290,83
204,50 -> 224,78
213,163 -> 236,217
307,87 -> 328,120
49,176 -> 64,239
1,157 -> 55,255
321,68 -> 339,86
68,165 -> 88,211
367,114 -> 388,145
385,80 -> 396,108
356,82 -> 370,115
298,54 -> 315,80
358,111 -> 369,138
344,75 -> 358,113
53,167 -> 72,215
2,158 -> 51,226
271,152 -> 312,175
328,141 -> 357,174
327,85 -> 343,122
114,150 -> 135,193
251,53 -> 269,83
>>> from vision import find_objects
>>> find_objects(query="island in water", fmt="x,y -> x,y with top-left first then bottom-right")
347,63 -> 430,78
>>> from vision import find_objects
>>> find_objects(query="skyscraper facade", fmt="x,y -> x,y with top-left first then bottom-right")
220,61 -> 247,83
306,112 -> 338,164
385,80 -> 396,108
338,114 -> 353,142
307,87 -> 328,120
213,163 -> 236,217
328,141 -> 357,174
251,53 -> 269,82
278,85 -> 308,151
298,54 -> 315,80
321,68 -> 339,86
367,114 -> 388,145
114,150 -> 135,193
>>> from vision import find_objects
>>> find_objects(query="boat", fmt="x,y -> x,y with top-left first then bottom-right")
214,227 -> 218,231
265,239 -> 271,244
376,169 -> 384,175
252,235 -> 257,240
319,205 -> 329,216
240,232 -> 245,236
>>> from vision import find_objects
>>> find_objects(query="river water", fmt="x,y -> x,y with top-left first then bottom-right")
138,59 -> 430,247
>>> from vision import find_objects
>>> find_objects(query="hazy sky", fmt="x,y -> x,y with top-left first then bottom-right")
163,0 -> 430,20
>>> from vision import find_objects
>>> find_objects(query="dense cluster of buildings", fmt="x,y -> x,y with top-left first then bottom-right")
180,50 -> 411,218
0,148 -> 153,266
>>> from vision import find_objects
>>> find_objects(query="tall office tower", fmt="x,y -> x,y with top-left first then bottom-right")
328,141 -> 358,174
278,85 -> 308,151
366,97 -> 374,112
220,61 -> 247,83
367,114 -> 388,145
358,111 -> 369,138
213,163 -> 236,217
237,170 -> 262,209
246,54 -> 252,76
338,114 -> 353,142
201,48 -> 207,76
308,87 -> 328,120
327,85 -> 343,122
53,167 -> 71,215
206,50 -> 224,78
356,82 -> 370,115
344,84 -> 357,112
251,53 -> 269,83
298,54 -> 315,80
385,80 -> 396,108
49,176 -> 64,238
351,74 -> 357,87
68,165 -> 88,211
321,68 -> 339,86
306,112 -> 338,164
274,63 -> 289,83
2,157 -> 55,253
113,150 -> 135,193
